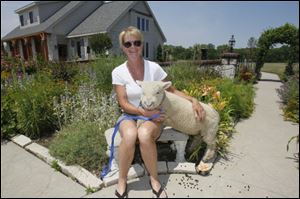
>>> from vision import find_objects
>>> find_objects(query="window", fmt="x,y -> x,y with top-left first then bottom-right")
137,17 -> 140,29
146,19 -> 149,32
145,42 -> 149,58
20,15 -> 24,26
137,17 -> 149,32
29,12 -> 33,24
77,41 -> 81,58
141,18 -> 145,31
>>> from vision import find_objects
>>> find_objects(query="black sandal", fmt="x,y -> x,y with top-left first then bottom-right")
149,181 -> 167,198
115,184 -> 128,198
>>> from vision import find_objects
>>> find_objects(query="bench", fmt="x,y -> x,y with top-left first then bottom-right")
104,126 -> 189,171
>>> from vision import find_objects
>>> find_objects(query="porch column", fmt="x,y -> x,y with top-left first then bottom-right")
24,37 -> 30,60
7,41 -> 12,57
17,40 -> 24,59
31,37 -> 37,60
83,37 -> 88,60
2,41 -> 11,56
40,32 -> 48,61
1,42 -> 4,55
11,40 -> 16,57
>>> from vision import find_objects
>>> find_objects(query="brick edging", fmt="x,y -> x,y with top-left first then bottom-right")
9,134 -> 199,191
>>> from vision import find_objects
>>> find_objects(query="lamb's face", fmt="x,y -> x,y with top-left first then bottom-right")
136,81 -> 172,110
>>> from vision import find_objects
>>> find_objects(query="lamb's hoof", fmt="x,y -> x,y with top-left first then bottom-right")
195,161 -> 214,176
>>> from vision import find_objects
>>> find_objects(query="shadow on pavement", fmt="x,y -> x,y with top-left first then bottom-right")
259,79 -> 282,83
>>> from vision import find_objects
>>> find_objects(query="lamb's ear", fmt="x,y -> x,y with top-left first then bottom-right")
136,80 -> 143,87
162,81 -> 172,90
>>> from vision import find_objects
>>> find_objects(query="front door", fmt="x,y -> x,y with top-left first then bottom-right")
76,41 -> 81,58
58,44 -> 67,61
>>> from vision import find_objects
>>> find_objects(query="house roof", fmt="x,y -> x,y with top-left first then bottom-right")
15,1 -> 62,14
67,1 -> 135,38
67,1 -> 166,42
1,1 -> 82,41
2,1 -> 166,43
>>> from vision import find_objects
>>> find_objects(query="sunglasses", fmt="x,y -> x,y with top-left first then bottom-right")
123,40 -> 142,48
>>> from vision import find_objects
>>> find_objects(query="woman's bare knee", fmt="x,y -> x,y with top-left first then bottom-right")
120,120 -> 138,146
138,122 -> 160,143
138,127 -> 152,143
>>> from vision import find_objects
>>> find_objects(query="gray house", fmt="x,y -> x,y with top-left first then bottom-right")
1,1 -> 166,61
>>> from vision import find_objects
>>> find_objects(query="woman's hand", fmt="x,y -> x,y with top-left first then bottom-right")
139,108 -> 165,123
192,98 -> 206,122
152,109 -> 166,123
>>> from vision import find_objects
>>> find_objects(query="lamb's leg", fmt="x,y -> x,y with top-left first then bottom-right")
196,129 -> 217,176
187,135 -> 202,153
202,143 -> 217,163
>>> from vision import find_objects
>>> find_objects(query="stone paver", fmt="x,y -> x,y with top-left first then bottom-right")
11,134 -> 32,147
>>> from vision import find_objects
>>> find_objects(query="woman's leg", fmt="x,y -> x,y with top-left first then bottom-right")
117,120 -> 138,194
138,121 -> 167,197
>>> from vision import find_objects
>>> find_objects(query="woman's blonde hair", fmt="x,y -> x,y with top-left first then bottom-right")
119,26 -> 144,48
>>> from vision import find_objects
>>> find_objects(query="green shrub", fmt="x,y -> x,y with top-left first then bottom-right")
165,62 -> 221,90
215,78 -> 255,120
2,71 -> 65,139
89,33 -> 112,55
277,75 -> 299,123
53,83 -> 120,129
51,83 -> 120,175
1,93 -> 17,139
49,121 -> 108,175
89,56 -> 125,93
49,62 -> 80,83
236,64 -> 256,83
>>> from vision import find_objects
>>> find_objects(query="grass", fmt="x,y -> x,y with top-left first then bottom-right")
261,62 -> 299,78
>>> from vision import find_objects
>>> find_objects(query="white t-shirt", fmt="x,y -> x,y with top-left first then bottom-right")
112,59 -> 167,107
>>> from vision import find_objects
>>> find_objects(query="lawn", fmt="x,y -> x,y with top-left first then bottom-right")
261,62 -> 299,78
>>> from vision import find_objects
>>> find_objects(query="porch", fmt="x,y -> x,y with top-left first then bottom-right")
2,32 -> 50,61
2,34 -> 91,62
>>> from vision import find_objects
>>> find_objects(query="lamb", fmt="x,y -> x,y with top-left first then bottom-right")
136,80 -> 220,175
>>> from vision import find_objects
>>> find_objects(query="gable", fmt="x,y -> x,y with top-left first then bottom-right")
67,1 -> 135,38
67,1 -> 166,43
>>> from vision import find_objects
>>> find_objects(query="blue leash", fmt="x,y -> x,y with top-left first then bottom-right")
100,113 -> 161,179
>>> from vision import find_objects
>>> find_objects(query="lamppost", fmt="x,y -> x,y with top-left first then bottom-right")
228,35 -> 236,53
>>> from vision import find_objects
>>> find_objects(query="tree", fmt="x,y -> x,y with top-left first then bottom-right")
216,44 -> 230,56
89,33 -> 112,56
156,44 -> 163,61
247,37 -> 257,49
207,43 -> 218,59
255,23 -> 299,79
247,37 -> 257,67
162,45 -> 173,61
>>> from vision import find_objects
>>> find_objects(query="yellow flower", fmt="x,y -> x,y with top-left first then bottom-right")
218,101 -> 227,110
213,91 -> 221,101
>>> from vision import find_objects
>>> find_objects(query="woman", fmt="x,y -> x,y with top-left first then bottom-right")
112,26 -> 205,198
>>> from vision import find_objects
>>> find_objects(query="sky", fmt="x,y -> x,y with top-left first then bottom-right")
1,1 -> 299,48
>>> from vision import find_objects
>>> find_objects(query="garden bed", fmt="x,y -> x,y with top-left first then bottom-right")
1,56 -> 257,177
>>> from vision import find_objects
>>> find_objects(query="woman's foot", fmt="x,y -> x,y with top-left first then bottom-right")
115,181 -> 128,198
149,179 -> 168,198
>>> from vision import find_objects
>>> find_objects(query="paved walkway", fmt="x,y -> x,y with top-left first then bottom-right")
1,72 -> 299,198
